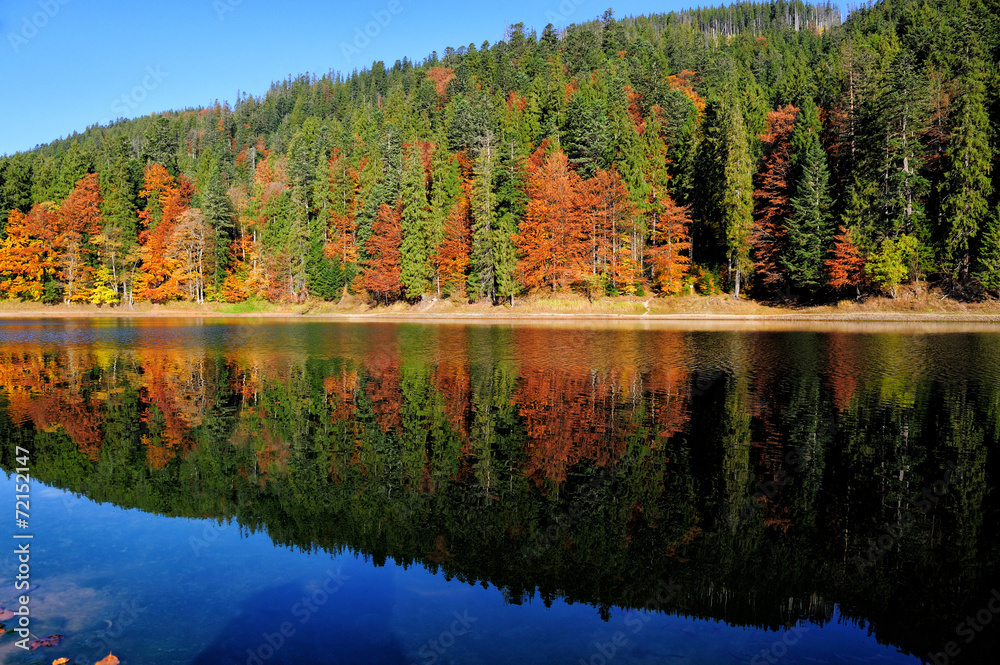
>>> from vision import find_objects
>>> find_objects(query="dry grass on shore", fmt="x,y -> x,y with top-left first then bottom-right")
0,288 -> 998,322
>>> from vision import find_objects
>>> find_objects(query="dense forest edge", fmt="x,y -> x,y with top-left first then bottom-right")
1,0 -> 999,314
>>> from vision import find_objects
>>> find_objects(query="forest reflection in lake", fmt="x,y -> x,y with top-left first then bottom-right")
0,319 -> 998,664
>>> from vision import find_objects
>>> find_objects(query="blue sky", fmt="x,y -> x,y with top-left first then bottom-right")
0,0 -> 704,157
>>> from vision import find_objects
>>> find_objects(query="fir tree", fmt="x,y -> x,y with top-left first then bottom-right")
974,206 -> 1000,293
399,144 -> 432,299
783,101 -> 834,292
722,95 -> 754,298
943,49 -> 993,281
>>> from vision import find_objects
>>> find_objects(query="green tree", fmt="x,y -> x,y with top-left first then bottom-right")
0,154 -> 33,235
974,206 -> 1000,293
866,235 -> 917,298
468,132 -> 498,301
943,52 -> 993,281
197,158 -> 236,296
399,145 -> 432,298
783,101 -> 834,291
722,97 -> 754,298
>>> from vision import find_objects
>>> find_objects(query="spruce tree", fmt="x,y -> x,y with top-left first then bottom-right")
722,97 -> 754,298
428,144 -> 461,295
974,206 -> 1000,293
943,49 -> 993,281
198,159 -> 235,296
468,131 -> 500,301
783,101 -> 833,292
399,145 -> 431,299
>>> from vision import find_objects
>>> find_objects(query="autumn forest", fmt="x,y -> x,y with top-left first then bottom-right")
0,0 -> 998,307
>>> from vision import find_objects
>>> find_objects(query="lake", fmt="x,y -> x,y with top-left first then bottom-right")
1,318 -> 997,664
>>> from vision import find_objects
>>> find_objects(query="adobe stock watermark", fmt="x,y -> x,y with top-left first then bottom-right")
7,0 -> 71,54
84,598 -> 147,657
101,65 -> 169,125
408,610 -> 477,665
339,0 -> 404,63
543,0 -> 588,25
578,579 -> 681,665
735,447 -> 811,527
926,588 -> 1000,665
852,461 -> 964,574
189,519 -> 228,556
520,467 -> 613,565
245,567 -> 349,665
213,0 -> 243,21
750,625 -> 809,665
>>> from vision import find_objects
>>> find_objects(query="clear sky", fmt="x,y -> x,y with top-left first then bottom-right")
0,0 -> 702,157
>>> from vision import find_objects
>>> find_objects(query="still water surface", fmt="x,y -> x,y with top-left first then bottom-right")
1,318 -> 998,664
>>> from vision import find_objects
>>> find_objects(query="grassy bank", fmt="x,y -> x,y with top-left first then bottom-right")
1,290 -> 999,322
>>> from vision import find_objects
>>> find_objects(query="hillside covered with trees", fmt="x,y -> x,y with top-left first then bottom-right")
0,0 -> 997,307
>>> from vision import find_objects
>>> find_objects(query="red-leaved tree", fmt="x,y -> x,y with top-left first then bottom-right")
363,201 -> 403,303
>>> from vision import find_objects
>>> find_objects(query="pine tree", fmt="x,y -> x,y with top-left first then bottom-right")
783,101 -> 833,292
564,92 -> 611,179
468,132 -> 498,301
974,206 -> 1000,293
399,144 -> 432,299
198,159 -> 235,297
722,98 -> 754,298
428,146 -> 462,295
1,155 -> 34,236
943,50 -> 993,281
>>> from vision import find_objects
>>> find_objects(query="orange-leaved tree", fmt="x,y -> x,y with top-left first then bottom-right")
0,205 -> 58,301
433,197 -> 471,298
363,201 -> 403,304
577,168 -> 642,294
56,173 -> 104,303
826,225 -> 866,296
515,148 -> 587,291
166,209 -> 213,303
323,148 -> 361,276
648,193 -> 692,294
752,105 -> 797,294
134,165 -> 192,302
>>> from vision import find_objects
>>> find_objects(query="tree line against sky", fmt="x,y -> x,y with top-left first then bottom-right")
0,0 -> 997,305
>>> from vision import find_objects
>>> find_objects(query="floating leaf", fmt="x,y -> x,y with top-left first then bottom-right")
29,634 -> 65,649
0,608 -> 16,621
95,653 -> 120,665
53,659 -> 70,665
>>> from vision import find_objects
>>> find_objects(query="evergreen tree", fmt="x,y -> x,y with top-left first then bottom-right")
198,158 -> 235,296
783,101 -> 834,291
468,132 -> 498,301
0,155 -> 33,235
399,144 -> 432,298
722,95 -> 754,298
563,93 -> 611,179
974,206 -> 1000,293
943,49 -> 993,281
143,116 -> 179,175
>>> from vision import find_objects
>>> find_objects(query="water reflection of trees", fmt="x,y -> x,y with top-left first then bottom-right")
1,329 -> 998,662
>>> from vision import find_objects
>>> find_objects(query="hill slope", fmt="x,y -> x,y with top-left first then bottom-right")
0,0 -> 996,308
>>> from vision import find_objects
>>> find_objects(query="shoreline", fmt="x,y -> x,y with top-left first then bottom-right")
1,299 -> 999,324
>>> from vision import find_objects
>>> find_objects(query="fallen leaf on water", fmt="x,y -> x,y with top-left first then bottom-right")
29,634 -> 65,649
53,659 -> 70,665
95,653 -> 120,665
0,608 -> 16,621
